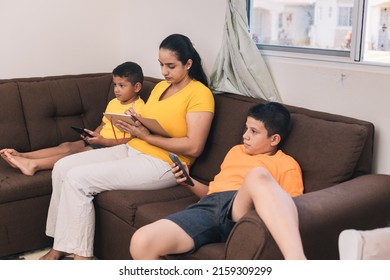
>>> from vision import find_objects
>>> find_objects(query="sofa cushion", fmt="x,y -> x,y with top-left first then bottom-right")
94,186 -> 195,226
0,160 -> 52,204
186,92 -> 371,194
18,75 -> 112,151
283,113 -> 369,192
139,77 -> 163,102
191,93 -> 263,183
134,195 -> 198,228
0,82 -> 30,151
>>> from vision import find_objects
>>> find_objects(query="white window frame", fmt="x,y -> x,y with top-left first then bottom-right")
248,0 -> 390,67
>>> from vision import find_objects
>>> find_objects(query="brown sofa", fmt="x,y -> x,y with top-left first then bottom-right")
1,73 -> 389,260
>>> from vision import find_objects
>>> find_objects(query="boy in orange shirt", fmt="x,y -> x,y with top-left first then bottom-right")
130,102 -> 306,260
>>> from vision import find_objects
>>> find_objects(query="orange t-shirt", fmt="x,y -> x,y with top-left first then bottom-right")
208,145 -> 304,197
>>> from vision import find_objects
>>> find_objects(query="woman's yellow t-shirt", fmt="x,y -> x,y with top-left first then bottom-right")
100,97 -> 145,139
208,145 -> 304,197
128,80 -> 215,166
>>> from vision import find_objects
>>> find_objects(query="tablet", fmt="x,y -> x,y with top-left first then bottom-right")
103,113 -> 137,125
103,113 -> 170,137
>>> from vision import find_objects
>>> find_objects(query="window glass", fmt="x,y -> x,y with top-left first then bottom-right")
363,1 -> 390,63
250,0 -> 353,52
250,0 -> 390,64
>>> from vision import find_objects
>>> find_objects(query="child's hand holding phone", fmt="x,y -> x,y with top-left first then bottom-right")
168,152 -> 194,186
71,126 -> 93,138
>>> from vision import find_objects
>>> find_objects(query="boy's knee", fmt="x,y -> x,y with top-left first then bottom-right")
243,167 -> 276,194
130,227 -> 152,259
246,167 -> 272,182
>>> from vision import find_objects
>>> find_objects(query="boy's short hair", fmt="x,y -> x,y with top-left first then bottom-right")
248,102 -> 291,146
112,61 -> 144,86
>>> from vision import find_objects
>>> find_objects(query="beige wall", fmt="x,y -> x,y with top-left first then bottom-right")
0,0 -> 123,78
264,55 -> 390,174
120,0 -> 226,78
1,0 -> 389,174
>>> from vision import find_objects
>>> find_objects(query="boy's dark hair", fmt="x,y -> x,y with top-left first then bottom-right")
112,61 -> 144,86
248,102 -> 291,147
160,34 -> 208,87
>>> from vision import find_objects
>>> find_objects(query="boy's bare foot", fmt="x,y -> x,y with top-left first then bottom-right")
2,151 -> 38,175
0,148 -> 22,157
1,149 -> 24,168
39,249 -> 67,260
1,151 -> 17,168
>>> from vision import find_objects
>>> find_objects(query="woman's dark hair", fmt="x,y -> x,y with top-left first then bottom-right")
160,34 -> 208,87
112,61 -> 144,86
248,102 -> 291,147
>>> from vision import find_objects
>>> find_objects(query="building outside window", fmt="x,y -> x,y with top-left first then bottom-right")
249,0 -> 390,64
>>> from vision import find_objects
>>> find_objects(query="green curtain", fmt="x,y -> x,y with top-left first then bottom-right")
210,0 -> 281,101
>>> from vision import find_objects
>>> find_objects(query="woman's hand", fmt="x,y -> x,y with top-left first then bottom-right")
115,120 -> 151,139
119,108 -> 152,139
124,107 -> 137,116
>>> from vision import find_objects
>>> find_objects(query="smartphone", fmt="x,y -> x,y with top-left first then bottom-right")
168,152 -> 194,186
71,126 -> 93,138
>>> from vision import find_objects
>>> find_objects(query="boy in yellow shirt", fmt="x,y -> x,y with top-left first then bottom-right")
0,61 -> 144,175
130,102 -> 307,260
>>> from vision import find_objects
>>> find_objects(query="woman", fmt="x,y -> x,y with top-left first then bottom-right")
40,34 -> 215,260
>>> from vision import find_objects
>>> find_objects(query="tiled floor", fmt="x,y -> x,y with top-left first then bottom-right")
3,248 -> 53,260
3,248 -> 50,260
3,248 -> 94,260
20,248 -> 51,260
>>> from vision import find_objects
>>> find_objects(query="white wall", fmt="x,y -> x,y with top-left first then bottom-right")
0,0 -> 123,78
1,0 -> 389,175
120,0 -> 226,78
264,56 -> 390,174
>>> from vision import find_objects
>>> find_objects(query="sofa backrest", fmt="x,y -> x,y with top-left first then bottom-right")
139,77 -> 163,102
283,104 -> 373,192
190,93 -> 374,193
0,73 -> 113,151
0,74 -> 374,193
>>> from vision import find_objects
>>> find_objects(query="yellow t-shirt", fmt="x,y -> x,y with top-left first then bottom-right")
128,80 -> 215,166
100,97 -> 145,139
208,145 -> 304,197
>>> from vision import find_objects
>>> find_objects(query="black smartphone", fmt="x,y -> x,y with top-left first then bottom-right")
71,126 -> 93,138
168,152 -> 194,186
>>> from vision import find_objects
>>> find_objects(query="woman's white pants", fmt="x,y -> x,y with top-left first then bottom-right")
45,144 -> 176,257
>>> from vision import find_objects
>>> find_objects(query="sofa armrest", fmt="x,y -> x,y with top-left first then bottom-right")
224,174 -> 390,260
224,209 -> 283,259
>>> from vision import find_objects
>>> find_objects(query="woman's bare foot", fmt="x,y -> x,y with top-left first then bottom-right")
39,249 -> 67,260
2,151 -> 38,175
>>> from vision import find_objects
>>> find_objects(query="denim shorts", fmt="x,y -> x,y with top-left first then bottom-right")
166,191 -> 237,253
